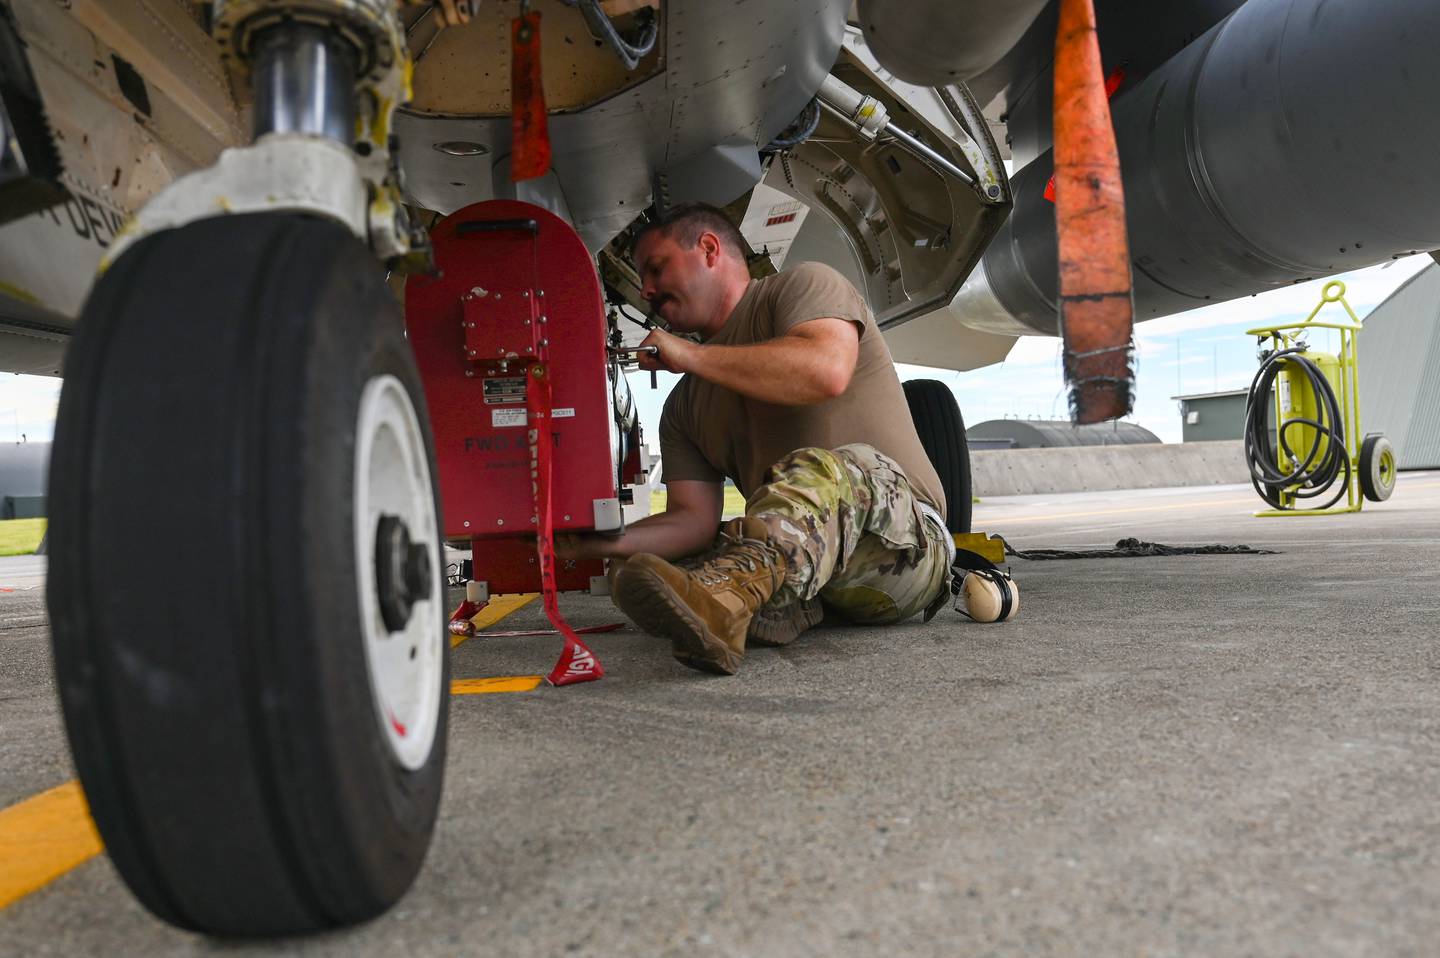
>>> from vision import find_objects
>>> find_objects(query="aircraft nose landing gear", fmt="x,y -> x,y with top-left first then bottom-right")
376,515 -> 435,632
49,213 -> 449,938
46,1 -> 448,938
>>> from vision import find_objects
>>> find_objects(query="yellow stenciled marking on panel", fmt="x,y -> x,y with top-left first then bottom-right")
450,592 -> 539,648
451,675 -> 544,695
0,281 -> 40,306
0,781 -> 103,910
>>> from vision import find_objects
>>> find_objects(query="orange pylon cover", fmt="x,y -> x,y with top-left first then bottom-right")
1053,0 -> 1135,423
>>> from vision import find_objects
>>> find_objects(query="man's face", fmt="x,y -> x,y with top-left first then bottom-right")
634,230 -> 721,334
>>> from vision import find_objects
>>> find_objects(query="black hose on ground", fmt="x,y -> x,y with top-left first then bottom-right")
997,537 -> 1277,560
1243,346 -> 1350,511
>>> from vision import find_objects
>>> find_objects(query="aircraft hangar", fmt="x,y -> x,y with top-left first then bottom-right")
1357,263 -> 1440,470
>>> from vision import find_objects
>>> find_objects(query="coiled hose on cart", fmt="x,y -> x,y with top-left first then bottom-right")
1243,346 -> 1351,511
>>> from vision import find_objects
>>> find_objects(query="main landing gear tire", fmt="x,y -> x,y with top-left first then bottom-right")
902,379 -> 972,534
47,213 -> 448,937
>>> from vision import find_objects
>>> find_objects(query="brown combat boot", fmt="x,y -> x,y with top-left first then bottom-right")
613,517 -> 788,674
747,595 -> 825,647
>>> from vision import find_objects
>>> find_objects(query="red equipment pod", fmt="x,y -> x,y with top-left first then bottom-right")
405,199 -> 619,595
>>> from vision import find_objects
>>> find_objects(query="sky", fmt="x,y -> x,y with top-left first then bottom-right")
0,370 -> 62,446
0,254 -> 1430,448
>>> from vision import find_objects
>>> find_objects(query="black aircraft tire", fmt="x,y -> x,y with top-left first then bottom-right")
1359,433 -> 1396,502
901,379 -> 972,534
48,213 -> 448,937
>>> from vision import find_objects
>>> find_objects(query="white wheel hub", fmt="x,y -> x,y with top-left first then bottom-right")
354,374 -> 443,770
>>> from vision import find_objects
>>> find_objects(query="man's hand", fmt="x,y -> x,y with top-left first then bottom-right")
553,481 -> 723,563
637,327 -> 697,376
554,533 -> 622,561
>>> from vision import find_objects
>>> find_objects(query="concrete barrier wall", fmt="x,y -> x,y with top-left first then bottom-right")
969,440 -> 1249,496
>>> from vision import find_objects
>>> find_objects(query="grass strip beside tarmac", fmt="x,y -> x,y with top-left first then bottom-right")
651,486 -> 747,518
0,519 -> 45,557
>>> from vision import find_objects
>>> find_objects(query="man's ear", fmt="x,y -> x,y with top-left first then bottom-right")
698,231 -> 722,266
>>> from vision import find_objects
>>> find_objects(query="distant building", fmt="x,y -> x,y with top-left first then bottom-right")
1357,264 -> 1440,469
966,419 -> 1160,450
1173,389 -> 1251,443
0,441 -> 48,518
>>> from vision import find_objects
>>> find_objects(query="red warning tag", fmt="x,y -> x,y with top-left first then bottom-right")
549,635 -> 603,685
510,11 -> 551,182
526,361 -> 604,686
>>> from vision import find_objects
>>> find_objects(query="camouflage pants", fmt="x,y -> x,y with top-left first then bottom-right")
744,444 -> 952,625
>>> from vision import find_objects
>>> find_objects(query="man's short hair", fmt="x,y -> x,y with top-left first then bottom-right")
632,202 -> 747,261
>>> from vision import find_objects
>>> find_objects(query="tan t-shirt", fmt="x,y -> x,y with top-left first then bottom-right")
659,262 -> 946,516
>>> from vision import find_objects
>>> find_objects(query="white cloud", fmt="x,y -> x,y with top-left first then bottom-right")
0,374 -> 61,443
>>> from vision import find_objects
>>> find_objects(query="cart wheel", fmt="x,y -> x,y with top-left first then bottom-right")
47,213 -> 448,937
1359,433 -> 1396,502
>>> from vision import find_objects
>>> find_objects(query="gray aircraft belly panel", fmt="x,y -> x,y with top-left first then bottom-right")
394,0 -> 849,250
0,208 -> 112,322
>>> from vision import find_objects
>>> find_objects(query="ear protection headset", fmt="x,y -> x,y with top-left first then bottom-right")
956,567 -> 1019,623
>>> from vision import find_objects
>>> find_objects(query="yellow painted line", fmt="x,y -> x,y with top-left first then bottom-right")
989,496 -> 1256,524
0,781 -> 103,910
450,592 -> 539,648
450,593 -> 545,695
0,592 -> 547,913
451,675 -> 544,695
0,591 -> 549,912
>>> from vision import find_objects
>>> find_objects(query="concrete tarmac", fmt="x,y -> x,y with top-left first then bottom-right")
2,476 -> 1438,956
